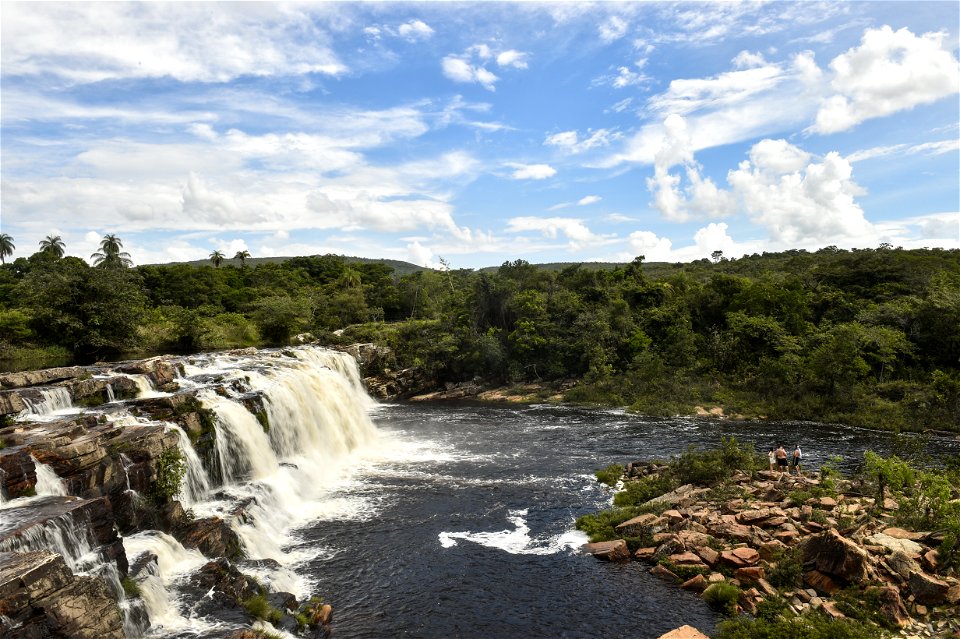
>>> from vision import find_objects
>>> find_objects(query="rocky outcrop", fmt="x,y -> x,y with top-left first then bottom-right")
582,540 -> 631,562
590,465 -> 960,636
0,367 -> 87,390
0,551 -> 125,639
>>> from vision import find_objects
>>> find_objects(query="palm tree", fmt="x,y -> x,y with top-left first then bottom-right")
209,250 -> 225,268
0,233 -> 14,264
38,234 -> 66,258
91,233 -> 133,268
234,250 -> 251,267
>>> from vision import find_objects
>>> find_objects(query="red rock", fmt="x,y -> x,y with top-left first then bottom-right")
802,529 -> 873,583
735,566 -> 765,583
670,552 -> 706,567
946,583 -> 960,605
758,540 -> 788,560
821,601 -> 846,619
657,625 -> 710,639
921,549 -> 939,572
866,585 -> 910,627
663,509 -> 685,524
634,547 -> 657,561
732,547 -> 760,565
817,497 -> 837,509
650,564 -> 680,582
774,531 -> 799,544
615,513 -> 663,537
757,578 -> 777,596
681,574 -> 709,593
720,550 -> 747,568
694,546 -> 719,567
583,540 -> 630,562
882,527 -> 926,541
804,570 -> 841,595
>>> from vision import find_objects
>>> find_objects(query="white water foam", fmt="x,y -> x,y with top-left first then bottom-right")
31,456 -> 68,496
22,387 -> 74,417
438,509 -> 586,555
123,531 -> 209,633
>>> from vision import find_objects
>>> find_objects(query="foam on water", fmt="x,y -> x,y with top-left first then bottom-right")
438,509 -> 585,556
31,456 -> 67,496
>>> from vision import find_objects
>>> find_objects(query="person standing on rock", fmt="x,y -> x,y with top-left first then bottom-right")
791,445 -> 802,475
776,445 -> 788,474
768,447 -> 776,472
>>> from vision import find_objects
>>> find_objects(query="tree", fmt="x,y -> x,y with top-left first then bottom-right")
0,233 -> 14,264
38,234 -> 65,258
209,250 -> 225,268
234,250 -> 251,267
91,234 -> 133,268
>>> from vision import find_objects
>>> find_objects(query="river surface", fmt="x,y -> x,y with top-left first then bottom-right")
289,402 -> 960,639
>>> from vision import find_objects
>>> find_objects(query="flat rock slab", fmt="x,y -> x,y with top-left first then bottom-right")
866,533 -> 923,555
582,540 -> 630,562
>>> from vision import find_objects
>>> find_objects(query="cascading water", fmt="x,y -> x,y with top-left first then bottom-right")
23,387 -> 73,416
31,456 -> 68,496
168,425 -> 210,505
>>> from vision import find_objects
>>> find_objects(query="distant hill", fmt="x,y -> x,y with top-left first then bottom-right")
161,254 -> 430,277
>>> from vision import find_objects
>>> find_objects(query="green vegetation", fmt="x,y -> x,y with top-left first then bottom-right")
151,447 -> 186,504
702,582 -> 741,615
242,594 -> 283,624
577,437 -> 757,542
121,576 -> 142,598
595,463 -> 623,487
1,244 -> 958,434
715,613 -> 881,639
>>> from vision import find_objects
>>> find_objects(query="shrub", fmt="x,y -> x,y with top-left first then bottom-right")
715,613 -> 881,639
243,594 -> 283,623
121,577 -> 141,598
575,508 -> 639,543
767,547 -> 804,589
613,473 -> 675,508
152,447 -> 186,504
672,437 -> 759,486
702,582 -> 741,615
595,463 -> 623,487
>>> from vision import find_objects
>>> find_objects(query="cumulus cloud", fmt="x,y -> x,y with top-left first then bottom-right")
407,240 -> 437,268
1,3 -> 346,83
397,19 -> 434,41
496,50 -> 529,69
628,230 -> 674,261
506,163 -> 556,180
442,44 -> 530,91
442,55 -> 499,91
812,26 -> 960,134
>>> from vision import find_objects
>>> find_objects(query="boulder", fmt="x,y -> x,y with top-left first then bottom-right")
0,390 -> 27,416
174,517 -> 243,560
735,566 -> 765,584
865,585 -> 910,628
884,550 -> 921,580
802,529 -> 873,584
803,570 -> 840,595
693,546 -> 719,567
882,527 -> 926,541
865,532 -> 923,555
649,564 -> 680,582
643,484 -> 709,509
0,367 -> 86,390
582,540 -> 630,562
615,513 -> 665,537
908,570 -> 951,605
189,559 -> 259,604
681,574 -> 708,592
657,625 -> 710,639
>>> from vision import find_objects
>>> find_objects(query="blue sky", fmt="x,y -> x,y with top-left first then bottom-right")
1,1 -> 958,269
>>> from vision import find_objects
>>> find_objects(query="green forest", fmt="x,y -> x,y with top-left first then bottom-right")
1,235 -> 958,433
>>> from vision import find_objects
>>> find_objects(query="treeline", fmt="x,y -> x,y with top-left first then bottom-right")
0,244 -> 958,432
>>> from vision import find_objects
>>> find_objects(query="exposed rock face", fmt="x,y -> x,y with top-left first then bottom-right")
190,558 -> 260,603
657,625 -> 710,639
0,447 -> 37,499
801,529 -> 873,585
0,367 -> 87,390
0,550 -> 125,639
0,390 -> 27,417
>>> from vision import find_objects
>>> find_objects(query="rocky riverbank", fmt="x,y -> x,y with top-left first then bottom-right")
1,350 -> 341,639
583,463 -> 960,638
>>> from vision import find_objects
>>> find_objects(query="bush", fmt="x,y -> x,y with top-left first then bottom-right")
767,547 -> 804,589
715,613 -> 881,639
575,508 -> 639,543
595,463 -> 623,487
243,594 -> 283,623
152,447 -> 186,504
613,473 -> 675,508
672,437 -> 760,486
702,582 -> 741,615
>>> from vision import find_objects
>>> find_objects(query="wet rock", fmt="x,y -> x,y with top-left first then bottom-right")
649,564 -> 680,582
582,540 -> 630,562
0,550 -> 125,639
114,358 -> 179,388
174,516 -> 243,560
0,390 -> 27,416
190,559 -> 260,604
0,367 -> 87,390
0,447 -> 37,499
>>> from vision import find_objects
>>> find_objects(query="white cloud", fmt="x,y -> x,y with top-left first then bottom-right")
496,50 -> 529,69
407,240 -> 437,268
812,26 -> 960,134
506,216 -> 612,250
506,163 -> 556,180
628,230 -> 674,261
846,139 -> 960,163
599,16 -> 629,43
577,195 -> 602,206
442,55 -> 499,91
611,65 -> 649,88
728,141 -> 871,244
732,50 -> 766,69
544,128 -> 619,154
1,3 -> 346,83
397,19 -> 434,41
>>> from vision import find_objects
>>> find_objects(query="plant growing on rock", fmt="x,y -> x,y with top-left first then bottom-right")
595,463 -> 623,487
152,447 -> 186,504
702,582 -> 741,615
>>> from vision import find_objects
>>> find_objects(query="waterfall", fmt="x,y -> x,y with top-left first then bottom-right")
31,456 -> 68,496
167,425 -> 210,505
123,531 -> 208,633
107,383 -> 116,403
23,387 -> 73,416
116,373 -> 165,399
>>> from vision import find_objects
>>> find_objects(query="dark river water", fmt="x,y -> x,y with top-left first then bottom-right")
293,402 -> 960,639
